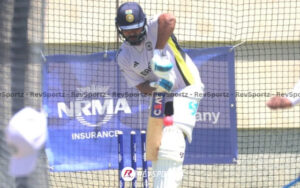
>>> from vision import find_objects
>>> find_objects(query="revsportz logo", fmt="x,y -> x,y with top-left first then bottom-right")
150,92 -> 165,118
57,85 -> 131,127
121,167 -> 136,182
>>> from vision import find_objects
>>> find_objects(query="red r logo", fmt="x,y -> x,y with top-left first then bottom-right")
121,167 -> 136,181
124,169 -> 132,177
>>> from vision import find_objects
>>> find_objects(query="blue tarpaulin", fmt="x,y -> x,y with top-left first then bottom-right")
44,47 -> 237,172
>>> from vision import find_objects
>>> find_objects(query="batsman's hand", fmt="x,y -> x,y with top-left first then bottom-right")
150,49 -> 175,92
151,50 -> 173,78
150,78 -> 174,93
266,96 -> 292,109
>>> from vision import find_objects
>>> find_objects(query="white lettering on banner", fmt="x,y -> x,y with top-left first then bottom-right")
71,130 -> 118,140
58,98 -> 131,117
195,112 -> 220,124
57,98 -> 131,127
91,99 -> 114,115
114,98 -> 132,114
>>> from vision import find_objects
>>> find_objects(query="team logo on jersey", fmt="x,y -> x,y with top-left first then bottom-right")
140,68 -> 151,76
145,42 -> 153,51
140,63 -> 152,76
133,61 -> 139,68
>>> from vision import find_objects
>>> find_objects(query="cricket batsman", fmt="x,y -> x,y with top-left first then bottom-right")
115,2 -> 204,187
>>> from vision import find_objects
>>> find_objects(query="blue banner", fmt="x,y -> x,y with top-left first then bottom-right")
44,47 -> 237,172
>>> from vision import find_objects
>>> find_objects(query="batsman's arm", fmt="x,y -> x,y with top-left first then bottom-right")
267,80 -> 300,109
266,96 -> 292,109
156,13 -> 176,49
136,81 -> 156,95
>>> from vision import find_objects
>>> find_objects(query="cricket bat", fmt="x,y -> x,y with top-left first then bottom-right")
146,92 -> 166,161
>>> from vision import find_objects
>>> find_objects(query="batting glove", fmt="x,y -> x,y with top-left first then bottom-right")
151,49 -> 173,79
150,78 -> 174,93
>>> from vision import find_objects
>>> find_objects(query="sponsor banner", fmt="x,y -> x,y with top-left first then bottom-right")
44,47 -> 237,171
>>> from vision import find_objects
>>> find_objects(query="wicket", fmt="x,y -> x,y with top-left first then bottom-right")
141,130 -> 148,188
117,130 -> 149,188
131,131 -> 137,188
117,131 -> 124,188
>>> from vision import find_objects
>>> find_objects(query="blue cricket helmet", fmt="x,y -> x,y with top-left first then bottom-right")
115,2 -> 147,45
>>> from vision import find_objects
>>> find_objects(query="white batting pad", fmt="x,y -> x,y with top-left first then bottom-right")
152,158 -> 183,188
158,126 -> 186,162
173,84 -> 203,143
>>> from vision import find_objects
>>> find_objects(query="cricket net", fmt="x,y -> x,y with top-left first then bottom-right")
0,0 -> 48,188
1,0 -> 300,188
